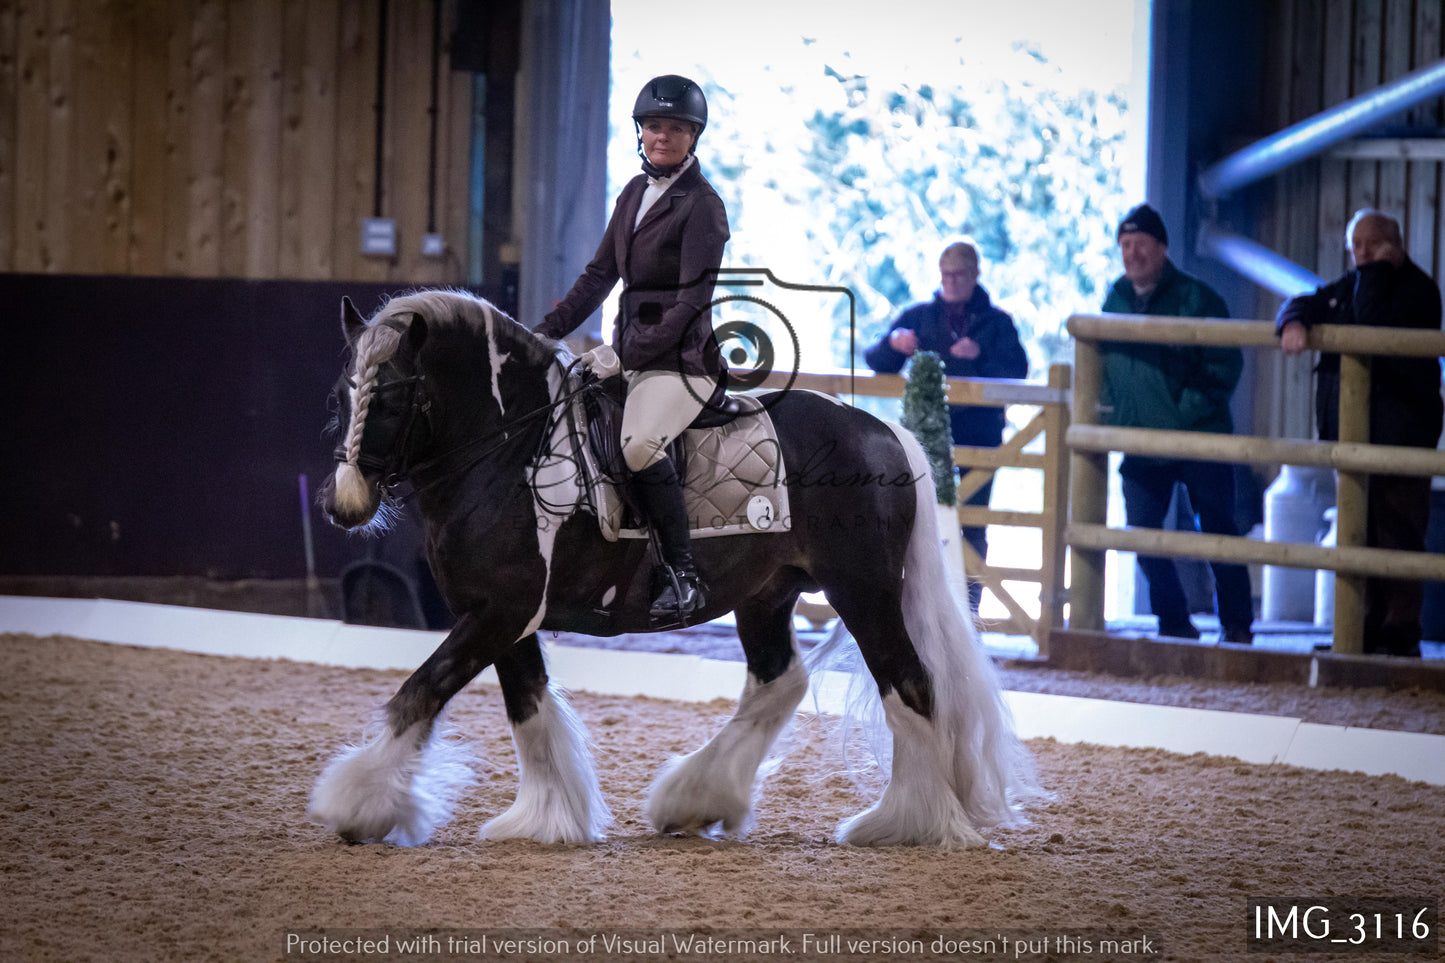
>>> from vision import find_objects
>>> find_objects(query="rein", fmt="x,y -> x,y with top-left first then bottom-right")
384,358 -> 594,505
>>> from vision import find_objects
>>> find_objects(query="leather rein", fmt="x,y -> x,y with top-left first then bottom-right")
339,357 -> 595,506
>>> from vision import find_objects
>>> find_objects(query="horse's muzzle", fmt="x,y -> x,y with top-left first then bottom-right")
320,464 -> 380,530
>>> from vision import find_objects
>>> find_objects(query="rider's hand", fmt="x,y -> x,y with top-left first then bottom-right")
580,345 -> 621,376
888,329 -> 919,356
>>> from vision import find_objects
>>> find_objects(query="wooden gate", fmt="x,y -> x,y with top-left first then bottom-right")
761,364 -> 1072,657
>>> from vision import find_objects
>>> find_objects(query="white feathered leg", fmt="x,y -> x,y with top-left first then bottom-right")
836,693 -> 986,849
481,686 -> 612,843
309,721 -> 474,846
647,655 -> 809,835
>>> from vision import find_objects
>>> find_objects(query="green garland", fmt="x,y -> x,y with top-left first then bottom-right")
901,350 -> 957,507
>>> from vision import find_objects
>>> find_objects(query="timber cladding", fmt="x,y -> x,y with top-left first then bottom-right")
0,0 -> 476,284
1264,0 -> 1445,287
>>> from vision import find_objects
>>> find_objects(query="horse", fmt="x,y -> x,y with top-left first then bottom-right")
310,288 -> 1037,848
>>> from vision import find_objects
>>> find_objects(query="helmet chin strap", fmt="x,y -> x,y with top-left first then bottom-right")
635,123 -> 696,179
639,151 -> 687,179
638,152 -> 682,179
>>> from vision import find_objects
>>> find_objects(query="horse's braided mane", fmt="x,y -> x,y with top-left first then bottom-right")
340,289 -> 567,478
342,322 -> 404,474
367,288 -> 564,368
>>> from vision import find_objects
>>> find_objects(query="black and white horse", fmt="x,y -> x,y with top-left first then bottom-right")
311,289 -> 1036,847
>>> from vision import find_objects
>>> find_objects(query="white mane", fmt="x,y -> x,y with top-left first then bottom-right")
334,290 -> 568,518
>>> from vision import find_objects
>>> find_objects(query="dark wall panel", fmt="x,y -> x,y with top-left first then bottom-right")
1,273 -> 501,579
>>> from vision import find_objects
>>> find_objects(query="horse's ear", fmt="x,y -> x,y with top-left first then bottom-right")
406,314 -> 428,354
341,297 -> 367,346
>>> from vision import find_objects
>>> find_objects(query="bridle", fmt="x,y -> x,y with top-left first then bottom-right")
335,354 -> 597,504
331,369 -> 432,489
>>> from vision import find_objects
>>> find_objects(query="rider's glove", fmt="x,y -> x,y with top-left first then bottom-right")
580,345 -> 621,377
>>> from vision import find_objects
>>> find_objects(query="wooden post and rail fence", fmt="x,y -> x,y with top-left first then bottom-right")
764,312 -> 1445,659
759,364 -> 1073,656
1067,313 -> 1445,656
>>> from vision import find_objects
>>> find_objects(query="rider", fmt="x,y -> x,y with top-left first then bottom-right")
536,74 -> 730,622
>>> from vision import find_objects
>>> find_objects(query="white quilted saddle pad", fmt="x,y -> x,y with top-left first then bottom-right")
587,394 -> 791,542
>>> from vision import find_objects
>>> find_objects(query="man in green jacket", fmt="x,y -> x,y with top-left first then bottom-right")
1100,204 -> 1254,644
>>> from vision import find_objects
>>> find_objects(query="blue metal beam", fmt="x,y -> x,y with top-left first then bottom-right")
1198,58 -> 1445,198
1196,224 -> 1324,297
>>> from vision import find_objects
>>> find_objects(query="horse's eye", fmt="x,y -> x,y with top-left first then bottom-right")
330,378 -> 354,428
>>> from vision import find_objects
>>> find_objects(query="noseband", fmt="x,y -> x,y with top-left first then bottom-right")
333,370 -> 433,489
334,352 -> 599,503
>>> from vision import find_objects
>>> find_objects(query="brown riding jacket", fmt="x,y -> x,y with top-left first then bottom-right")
536,159 -> 730,377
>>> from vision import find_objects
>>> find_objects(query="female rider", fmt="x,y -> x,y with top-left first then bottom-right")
536,75 -> 730,622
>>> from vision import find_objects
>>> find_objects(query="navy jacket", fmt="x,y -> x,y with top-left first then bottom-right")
864,286 -> 1028,446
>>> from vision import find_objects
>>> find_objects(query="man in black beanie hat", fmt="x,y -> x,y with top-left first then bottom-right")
1117,203 -> 1169,247
1099,203 -> 1254,645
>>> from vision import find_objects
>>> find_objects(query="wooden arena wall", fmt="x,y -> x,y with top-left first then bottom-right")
0,0 -> 477,285
1260,0 -> 1445,291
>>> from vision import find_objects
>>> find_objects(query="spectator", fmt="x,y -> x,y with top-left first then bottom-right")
1276,208 -> 1442,657
865,238 -> 1029,611
1100,204 -> 1254,644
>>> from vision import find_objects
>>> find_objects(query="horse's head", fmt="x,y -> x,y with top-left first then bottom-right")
320,289 -> 564,532
322,296 -> 433,530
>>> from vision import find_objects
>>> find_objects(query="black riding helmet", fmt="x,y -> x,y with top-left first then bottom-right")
633,74 -> 707,177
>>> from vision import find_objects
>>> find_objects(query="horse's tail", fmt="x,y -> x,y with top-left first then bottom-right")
884,421 -> 1040,827
803,617 -> 892,788
806,424 -> 1041,832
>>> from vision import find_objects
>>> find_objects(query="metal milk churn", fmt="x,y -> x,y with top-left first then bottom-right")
1262,464 -> 1335,622
1314,507 -> 1338,626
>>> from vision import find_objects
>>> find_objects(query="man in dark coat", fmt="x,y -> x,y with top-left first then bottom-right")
1277,208 -> 1443,657
1100,203 -> 1254,645
865,239 -> 1029,610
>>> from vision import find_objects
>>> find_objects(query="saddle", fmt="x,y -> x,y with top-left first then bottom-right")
575,370 -> 791,542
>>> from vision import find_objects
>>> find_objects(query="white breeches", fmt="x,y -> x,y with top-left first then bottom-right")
620,369 -> 715,472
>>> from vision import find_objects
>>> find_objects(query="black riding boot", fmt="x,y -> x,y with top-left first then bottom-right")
630,458 -> 704,622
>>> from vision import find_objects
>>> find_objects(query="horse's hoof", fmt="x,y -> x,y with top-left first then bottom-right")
660,815 -> 722,835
